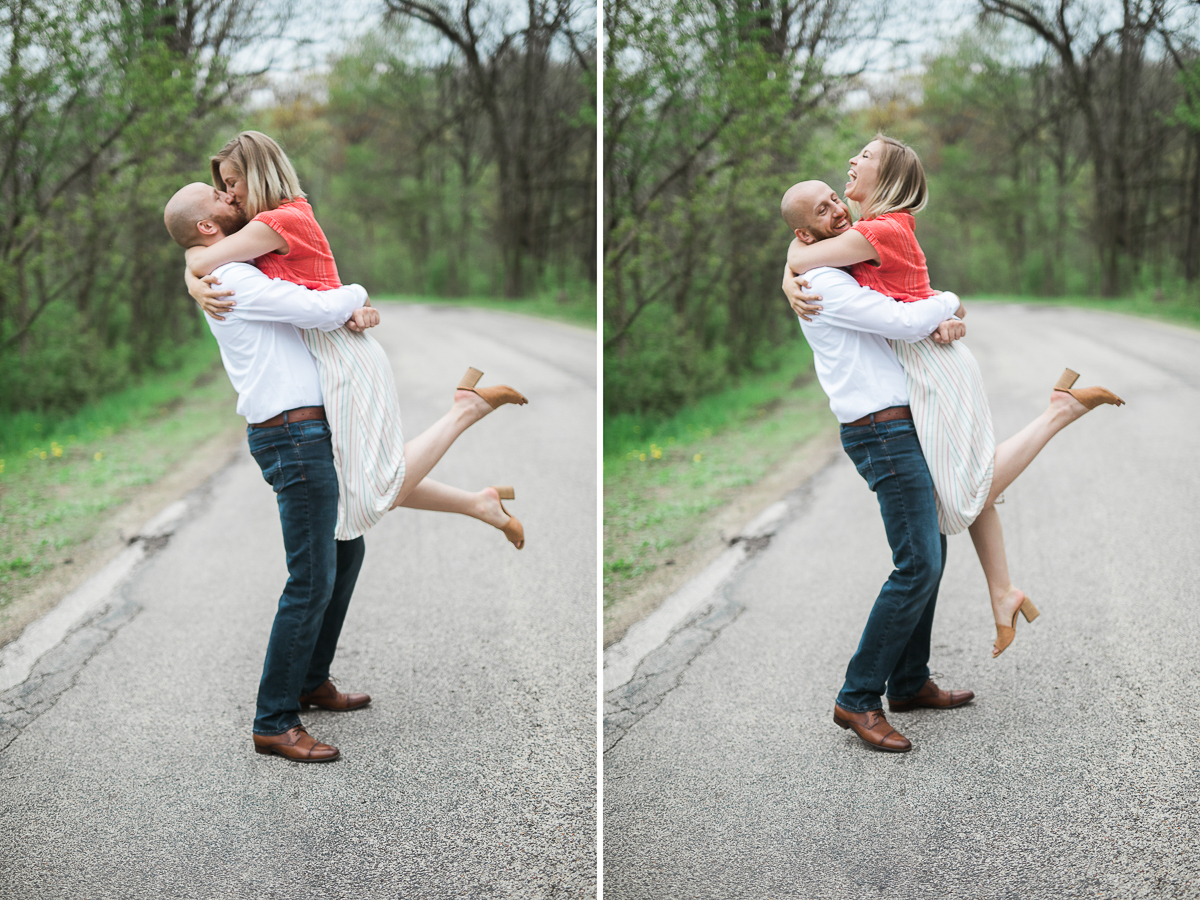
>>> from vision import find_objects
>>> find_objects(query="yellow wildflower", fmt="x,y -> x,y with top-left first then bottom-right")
639,453 -> 646,462
40,451 -> 47,460
94,452 -> 104,461
693,453 -> 703,463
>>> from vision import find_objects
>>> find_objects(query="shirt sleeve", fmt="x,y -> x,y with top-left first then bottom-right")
212,263 -> 366,331
852,218 -> 885,260
253,204 -> 299,241
800,267 -> 958,342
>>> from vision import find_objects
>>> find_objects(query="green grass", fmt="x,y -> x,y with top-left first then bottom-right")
603,342 -> 834,611
376,288 -> 597,329
0,335 -> 239,615
969,292 -> 1200,331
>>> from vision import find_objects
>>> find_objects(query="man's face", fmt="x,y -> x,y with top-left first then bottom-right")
799,185 -> 851,243
204,186 -> 248,236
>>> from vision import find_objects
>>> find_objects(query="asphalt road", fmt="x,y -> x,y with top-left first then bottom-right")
604,305 -> 1200,899
0,303 -> 597,899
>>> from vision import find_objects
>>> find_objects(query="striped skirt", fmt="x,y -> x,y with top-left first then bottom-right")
888,337 -> 994,535
302,326 -> 407,540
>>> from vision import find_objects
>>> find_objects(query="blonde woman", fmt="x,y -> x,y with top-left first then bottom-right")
781,135 -> 1123,657
185,131 -> 526,549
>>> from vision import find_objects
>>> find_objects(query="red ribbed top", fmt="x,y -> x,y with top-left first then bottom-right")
849,212 -> 931,303
253,198 -> 341,291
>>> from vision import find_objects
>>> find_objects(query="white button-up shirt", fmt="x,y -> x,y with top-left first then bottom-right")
796,266 -> 961,424
203,262 -> 369,424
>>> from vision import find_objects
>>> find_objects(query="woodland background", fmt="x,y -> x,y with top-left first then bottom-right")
604,0 -> 1200,418
0,0 -> 596,415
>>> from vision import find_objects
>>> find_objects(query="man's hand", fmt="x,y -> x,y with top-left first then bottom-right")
186,269 -> 236,321
931,318 -> 966,344
781,265 -> 823,321
345,297 -> 379,332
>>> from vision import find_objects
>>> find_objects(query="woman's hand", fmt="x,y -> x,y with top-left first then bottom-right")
782,265 -> 823,321
931,318 -> 966,344
186,268 -> 236,321
346,297 -> 380,332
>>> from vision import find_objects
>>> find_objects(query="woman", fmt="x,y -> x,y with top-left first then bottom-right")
782,134 -> 1123,656
185,131 -> 525,548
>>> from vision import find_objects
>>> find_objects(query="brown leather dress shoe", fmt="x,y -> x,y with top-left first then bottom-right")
298,679 -> 371,711
833,704 -> 911,752
887,678 -> 974,713
252,725 -> 339,762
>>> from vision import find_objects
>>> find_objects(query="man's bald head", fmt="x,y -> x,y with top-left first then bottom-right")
164,182 -> 245,248
780,181 -> 850,244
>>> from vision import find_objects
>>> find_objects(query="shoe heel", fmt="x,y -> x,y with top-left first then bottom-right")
490,485 -> 525,550
833,713 -> 850,730
1019,597 -> 1040,623
458,367 -> 483,390
253,744 -> 272,755
1053,368 -> 1080,392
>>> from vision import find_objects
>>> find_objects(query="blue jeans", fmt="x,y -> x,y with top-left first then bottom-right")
247,419 -> 366,735
837,419 -> 947,712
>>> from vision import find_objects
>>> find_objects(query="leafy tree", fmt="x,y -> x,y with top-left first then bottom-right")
603,0 -> 879,415
0,0 -> 294,413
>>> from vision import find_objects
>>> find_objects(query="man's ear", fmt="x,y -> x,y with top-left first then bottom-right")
794,228 -> 816,246
197,219 -> 220,236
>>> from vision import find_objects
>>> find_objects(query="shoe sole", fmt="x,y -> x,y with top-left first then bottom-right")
299,700 -> 371,711
253,746 -> 341,762
887,697 -> 973,713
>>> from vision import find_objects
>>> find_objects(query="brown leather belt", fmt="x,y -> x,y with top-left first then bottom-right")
843,405 -> 913,428
250,406 -> 326,429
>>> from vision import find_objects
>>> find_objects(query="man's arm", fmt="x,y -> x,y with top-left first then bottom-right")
800,267 -> 961,342
210,264 -> 370,332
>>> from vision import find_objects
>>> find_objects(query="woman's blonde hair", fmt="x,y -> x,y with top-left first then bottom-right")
854,133 -> 927,220
210,131 -> 305,219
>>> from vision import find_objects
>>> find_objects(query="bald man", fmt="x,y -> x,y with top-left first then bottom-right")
777,181 -> 974,754
164,183 -> 377,763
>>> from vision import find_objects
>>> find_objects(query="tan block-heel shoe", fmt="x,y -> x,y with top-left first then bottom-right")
458,367 -> 528,409
993,594 -> 1040,658
492,485 -> 525,550
1053,368 -> 1124,408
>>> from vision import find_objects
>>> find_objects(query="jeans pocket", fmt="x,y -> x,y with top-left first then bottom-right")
294,421 -> 332,446
250,445 -> 284,493
842,439 -> 877,490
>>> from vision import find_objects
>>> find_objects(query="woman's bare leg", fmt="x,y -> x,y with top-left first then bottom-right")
968,506 -> 1028,641
389,389 -> 497,507
987,390 -> 1090,506
394,478 -> 509,529
969,389 -> 1091,649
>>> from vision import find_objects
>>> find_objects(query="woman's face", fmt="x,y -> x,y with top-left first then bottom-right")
846,140 -> 883,203
218,160 -> 248,213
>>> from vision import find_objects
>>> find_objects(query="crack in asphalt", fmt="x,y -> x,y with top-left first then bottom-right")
603,467 -> 833,755
0,474 -> 217,755
603,591 -> 746,755
0,595 -> 141,753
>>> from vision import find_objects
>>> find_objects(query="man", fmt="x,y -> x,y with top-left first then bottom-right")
164,183 -> 376,763
778,180 -> 975,753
